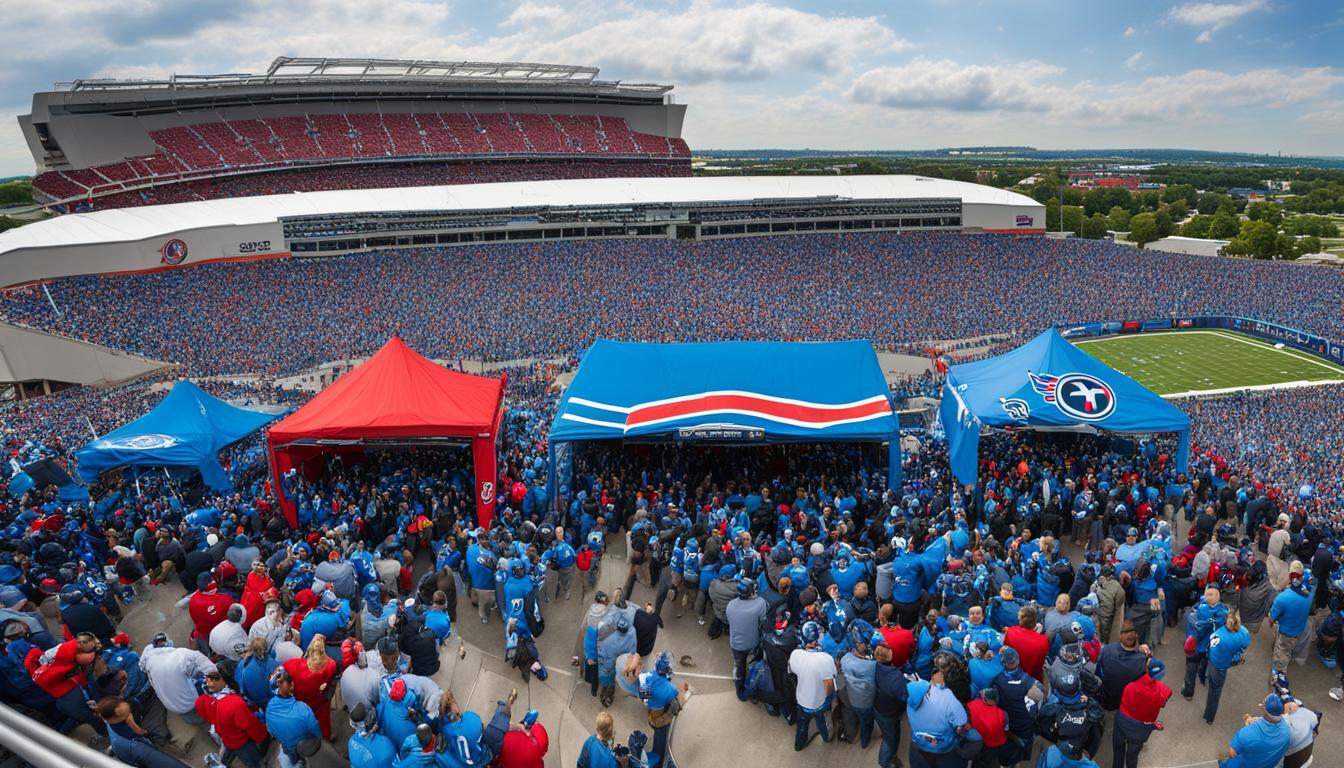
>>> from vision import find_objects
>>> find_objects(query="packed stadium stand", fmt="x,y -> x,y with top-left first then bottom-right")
19,58 -> 691,209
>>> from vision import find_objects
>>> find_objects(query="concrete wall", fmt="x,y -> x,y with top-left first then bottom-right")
0,322 -> 174,386
962,201 -> 1047,233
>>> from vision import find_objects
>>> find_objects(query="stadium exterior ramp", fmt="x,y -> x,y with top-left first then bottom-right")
0,320 -> 174,395
0,175 -> 1045,288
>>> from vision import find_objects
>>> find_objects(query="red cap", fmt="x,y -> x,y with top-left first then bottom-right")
389,678 -> 407,702
113,633 -> 131,646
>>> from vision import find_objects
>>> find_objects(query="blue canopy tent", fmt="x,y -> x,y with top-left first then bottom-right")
75,381 -> 280,492
548,340 -> 901,509
938,328 -> 1190,487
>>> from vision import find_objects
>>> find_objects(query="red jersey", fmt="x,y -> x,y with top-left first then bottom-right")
492,724 -> 549,768
241,572 -> 278,631
1004,626 -> 1050,681
188,589 -> 235,640
967,699 -> 1008,747
1119,674 -> 1172,724
879,625 -> 917,668
196,691 -> 267,749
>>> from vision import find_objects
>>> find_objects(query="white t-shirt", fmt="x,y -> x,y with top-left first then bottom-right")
789,647 -> 836,711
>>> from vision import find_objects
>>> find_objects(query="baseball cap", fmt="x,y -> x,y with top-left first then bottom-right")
999,646 -> 1020,668
1263,694 -> 1284,720
0,585 -> 25,609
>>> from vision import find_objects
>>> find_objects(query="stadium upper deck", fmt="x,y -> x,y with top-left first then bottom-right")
18,57 -> 689,208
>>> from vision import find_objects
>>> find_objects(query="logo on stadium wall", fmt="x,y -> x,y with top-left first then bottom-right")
1015,215 -> 1034,227
1177,319 -> 1194,328
160,239 -> 188,265
999,398 -> 1030,421
96,434 -> 180,450
1059,326 -> 1088,339
1030,372 -> 1115,422
479,481 -> 494,505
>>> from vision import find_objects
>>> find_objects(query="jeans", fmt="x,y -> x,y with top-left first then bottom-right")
651,723 -> 672,768
222,740 -> 265,768
874,710 -> 903,768
732,648 -> 752,701
908,746 -> 964,768
852,706 -> 876,749
794,697 -> 832,751
1112,712 -> 1154,768
1182,651 -> 1208,697
1204,664 -> 1229,723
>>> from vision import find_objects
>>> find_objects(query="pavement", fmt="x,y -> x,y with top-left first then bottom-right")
77,533 -> 1344,768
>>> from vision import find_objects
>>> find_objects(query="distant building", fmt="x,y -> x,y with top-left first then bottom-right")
1145,235 -> 1229,257
1227,187 -> 1270,198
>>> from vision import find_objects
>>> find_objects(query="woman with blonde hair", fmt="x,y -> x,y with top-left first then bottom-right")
577,711 -> 621,768
1203,608 -> 1251,724
282,634 -> 338,740
235,635 -> 280,707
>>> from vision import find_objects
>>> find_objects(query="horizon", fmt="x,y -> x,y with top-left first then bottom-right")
2,0 -> 1342,176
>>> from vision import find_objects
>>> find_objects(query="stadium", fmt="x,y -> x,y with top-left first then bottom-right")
1,56 -> 1343,768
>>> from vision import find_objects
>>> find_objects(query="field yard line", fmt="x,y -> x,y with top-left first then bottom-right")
1161,378 -> 1344,399
1076,330 -> 1344,375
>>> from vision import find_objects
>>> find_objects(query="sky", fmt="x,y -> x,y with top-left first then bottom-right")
2,0 -> 1342,176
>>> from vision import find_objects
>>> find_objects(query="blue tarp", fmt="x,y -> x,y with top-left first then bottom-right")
939,329 -> 1190,487
75,381 -> 279,491
548,340 -> 901,505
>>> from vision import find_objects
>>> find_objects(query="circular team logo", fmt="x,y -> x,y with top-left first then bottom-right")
480,481 -> 495,504
97,434 -> 180,450
160,238 -> 188,265
1054,373 -> 1116,422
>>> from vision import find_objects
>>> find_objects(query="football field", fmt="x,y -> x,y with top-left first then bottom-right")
1072,329 -> 1344,397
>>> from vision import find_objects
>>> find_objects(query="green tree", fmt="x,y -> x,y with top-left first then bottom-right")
1128,213 -> 1160,247
1295,235 -> 1322,257
1062,205 -> 1084,234
1230,219 -> 1279,259
1080,213 -> 1110,239
1283,214 -> 1340,238
1181,215 -> 1212,238
1162,183 -> 1199,208
1086,187 -> 1135,217
0,182 -> 32,206
1197,192 -> 1225,215
1138,190 -> 1161,210
1210,209 -> 1241,239
1166,199 -> 1189,220
1245,201 -> 1282,226
1045,197 -> 1061,230
1154,208 -> 1174,237
0,216 -> 24,233
854,159 -> 887,175
1107,206 -> 1132,232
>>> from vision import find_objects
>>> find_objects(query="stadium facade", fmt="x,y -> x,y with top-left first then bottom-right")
0,175 -> 1045,289
19,57 -> 690,209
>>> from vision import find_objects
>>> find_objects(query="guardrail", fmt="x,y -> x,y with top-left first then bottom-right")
0,702 -> 128,768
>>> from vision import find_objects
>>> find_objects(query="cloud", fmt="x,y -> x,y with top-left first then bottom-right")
480,2 -> 909,84
1123,25 -> 1137,38
1168,0 -> 1267,42
851,58 -> 1343,126
1124,52 -> 1145,70
849,58 -> 1071,112
1298,110 -> 1344,135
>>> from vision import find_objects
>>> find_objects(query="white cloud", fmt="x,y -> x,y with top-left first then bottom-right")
1168,0 -> 1267,42
1124,51 -> 1145,70
849,58 -> 1072,112
1123,25 -> 1137,38
1298,110 -> 1344,135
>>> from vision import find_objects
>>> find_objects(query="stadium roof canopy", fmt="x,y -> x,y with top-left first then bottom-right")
547,339 -> 902,508
0,175 -> 1040,252
938,329 -> 1191,487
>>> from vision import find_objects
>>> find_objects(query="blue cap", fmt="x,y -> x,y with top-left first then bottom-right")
320,590 -> 340,610
719,564 -> 736,579
0,585 -> 24,608
800,620 -> 822,645
1147,658 -> 1166,680
0,565 -> 20,585
1263,694 -> 1284,718
999,646 -> 1020,667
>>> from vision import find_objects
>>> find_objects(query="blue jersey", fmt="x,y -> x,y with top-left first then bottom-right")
440,711 -> 487,767
349,728 -> 397,768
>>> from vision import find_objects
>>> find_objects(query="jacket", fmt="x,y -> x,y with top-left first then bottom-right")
264,694 -> 321,750
196,690 -> 266,749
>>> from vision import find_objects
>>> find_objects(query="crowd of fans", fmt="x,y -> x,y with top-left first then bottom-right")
3,234 -> 1342,378
0,232 -> 1342,768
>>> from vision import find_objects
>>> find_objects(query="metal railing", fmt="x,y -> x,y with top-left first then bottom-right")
0,702 -> 128,768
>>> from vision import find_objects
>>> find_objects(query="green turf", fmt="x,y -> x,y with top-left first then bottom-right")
1072,330 -> 1344,396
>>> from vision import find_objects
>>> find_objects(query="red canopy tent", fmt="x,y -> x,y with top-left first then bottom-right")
266,336 -> 505,529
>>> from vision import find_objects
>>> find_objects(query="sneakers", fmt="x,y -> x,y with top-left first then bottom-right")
1330,687 -> 1343,702
697,617 -> 705,625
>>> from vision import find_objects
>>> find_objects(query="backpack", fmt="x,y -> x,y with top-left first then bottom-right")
576,549 -> 594,572
744,659 -> 774,701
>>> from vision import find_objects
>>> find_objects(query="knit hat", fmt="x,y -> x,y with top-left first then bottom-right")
1263,694 -> 1284,720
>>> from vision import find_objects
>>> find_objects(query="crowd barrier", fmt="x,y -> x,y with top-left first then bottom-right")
1057,315 -> 1344,366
